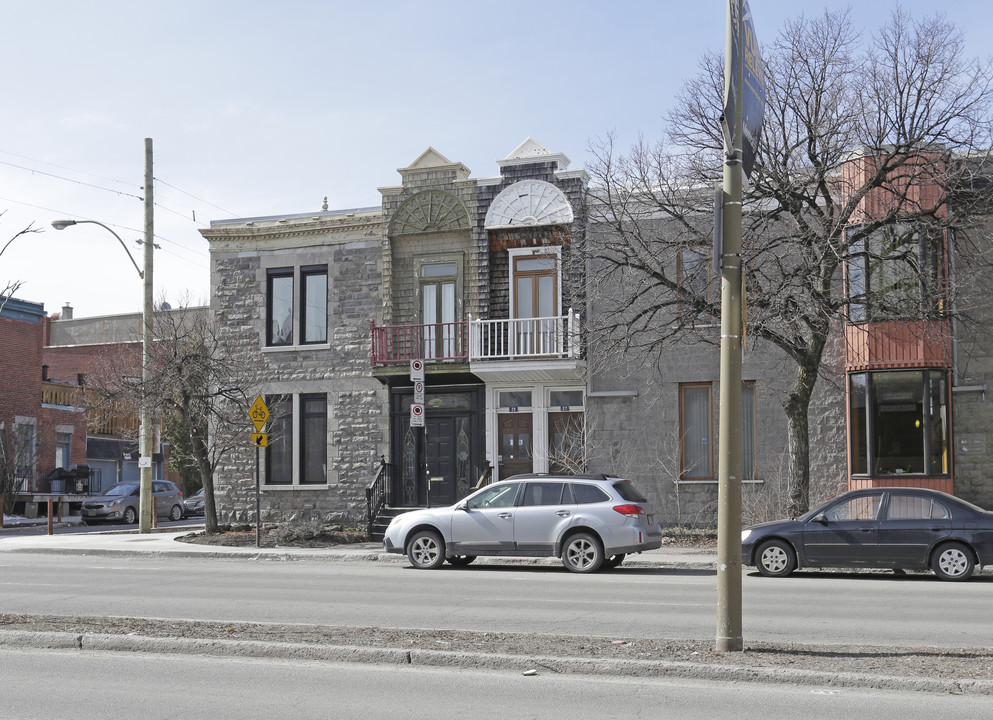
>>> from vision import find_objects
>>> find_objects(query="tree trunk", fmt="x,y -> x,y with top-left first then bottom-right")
783,363 -> 818,518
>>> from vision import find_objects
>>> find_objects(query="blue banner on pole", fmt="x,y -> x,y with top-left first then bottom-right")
722,0 -> 765,180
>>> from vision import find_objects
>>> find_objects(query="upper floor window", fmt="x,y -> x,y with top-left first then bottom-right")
845,223 -> 945,322
301,266 -> 328,344
266,265 -> 328,347
417,257 -> 462,359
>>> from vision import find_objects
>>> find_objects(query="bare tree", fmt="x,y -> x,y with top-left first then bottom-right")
88,302 -> 263,533
0,422 -> 35,512
585,9 -> 993,516
1,219 -> 43,314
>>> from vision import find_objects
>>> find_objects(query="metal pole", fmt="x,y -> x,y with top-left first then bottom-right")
716,0 -> 744,652
138,138 -> 155,533
255,444 -> 261,547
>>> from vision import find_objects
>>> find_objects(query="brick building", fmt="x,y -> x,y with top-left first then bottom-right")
1,297 -> 87,511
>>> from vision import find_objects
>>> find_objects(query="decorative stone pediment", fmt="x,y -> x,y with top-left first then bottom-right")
484,180 -> 574,229
389,190 -> 470,236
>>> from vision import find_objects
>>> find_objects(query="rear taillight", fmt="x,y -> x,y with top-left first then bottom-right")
613,504 -> 643,517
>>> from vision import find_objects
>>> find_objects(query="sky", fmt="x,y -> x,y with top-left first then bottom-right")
2,1 -> 991,318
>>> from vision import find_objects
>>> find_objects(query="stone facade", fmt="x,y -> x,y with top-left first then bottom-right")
202,139 -> 993,531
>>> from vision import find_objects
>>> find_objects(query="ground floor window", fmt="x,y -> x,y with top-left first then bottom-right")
265,393 -> 327,485
679,384 -> 712,480
848,369 -> 949,477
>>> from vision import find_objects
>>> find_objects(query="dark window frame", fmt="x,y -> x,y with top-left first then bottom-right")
266,268 -> 294,346
300,265 -> 328,345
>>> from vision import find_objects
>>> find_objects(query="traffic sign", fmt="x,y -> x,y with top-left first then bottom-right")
251,433 -> 269,447
249,395 -> 269,431
413,380 -> 425,404
410,359 -> 425,382
410,403 -> 424,427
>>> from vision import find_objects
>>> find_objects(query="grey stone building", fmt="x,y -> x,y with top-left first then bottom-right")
202,139 -> 993,531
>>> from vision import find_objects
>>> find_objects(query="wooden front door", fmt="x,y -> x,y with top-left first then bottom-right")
499,413 -> 533,480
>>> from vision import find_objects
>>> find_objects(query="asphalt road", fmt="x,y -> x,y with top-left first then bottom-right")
2,645 -> 988,720
1,553 -> 991,649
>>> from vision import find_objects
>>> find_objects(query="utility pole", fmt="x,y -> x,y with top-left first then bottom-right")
138,138 -> 155,532
716,0 -> 745,652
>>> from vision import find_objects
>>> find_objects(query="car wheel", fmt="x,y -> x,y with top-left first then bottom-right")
756,539 -> 797,577
931,542 -> 975,581
603,554 -> 626,569
446,555 -> 477,567
169,505 -> 183,521
407,530 -> 446,569
123,507 -> 138,525
561,532 -> 604,573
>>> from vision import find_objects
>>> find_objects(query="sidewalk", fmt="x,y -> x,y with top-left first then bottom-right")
0,526 -> 718,569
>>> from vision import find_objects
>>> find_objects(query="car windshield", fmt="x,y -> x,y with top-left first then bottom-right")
104,483 -> 139,497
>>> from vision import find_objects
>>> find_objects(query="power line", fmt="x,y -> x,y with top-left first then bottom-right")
154,176 -> 237,217
0,159 -> 142,201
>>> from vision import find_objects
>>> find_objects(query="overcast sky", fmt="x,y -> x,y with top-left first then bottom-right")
2,1 -> 990,318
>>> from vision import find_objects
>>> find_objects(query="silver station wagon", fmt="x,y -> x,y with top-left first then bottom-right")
383,473 -> 663,573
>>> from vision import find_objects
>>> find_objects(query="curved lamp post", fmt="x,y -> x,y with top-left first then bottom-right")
52,215 -> 155,533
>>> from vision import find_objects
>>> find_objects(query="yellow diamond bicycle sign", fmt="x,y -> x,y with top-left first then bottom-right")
249,395 -> 269,431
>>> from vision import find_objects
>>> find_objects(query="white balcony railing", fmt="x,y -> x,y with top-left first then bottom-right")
371,309 -> 581,365
468,309 -> 580,361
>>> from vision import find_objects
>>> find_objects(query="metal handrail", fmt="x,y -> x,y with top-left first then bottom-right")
365,457 -> 393,537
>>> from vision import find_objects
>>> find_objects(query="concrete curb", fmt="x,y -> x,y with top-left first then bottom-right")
2,630 -> 990,696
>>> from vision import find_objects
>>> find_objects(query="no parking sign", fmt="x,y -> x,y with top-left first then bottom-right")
410,402 -> 425,427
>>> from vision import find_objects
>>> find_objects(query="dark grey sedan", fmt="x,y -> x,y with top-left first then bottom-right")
742,488 -> 993,581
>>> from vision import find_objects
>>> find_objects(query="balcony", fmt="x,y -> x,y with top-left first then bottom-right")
371,311 -> 583,381
845,319 -> 951,371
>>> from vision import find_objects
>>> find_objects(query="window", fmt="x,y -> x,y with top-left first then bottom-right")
845,223 -> 945,322
678,247 -> 712,323
824,493 -> 882,521
267,269 -> 294,346
13,421 -> 36,479
266,265 -> 329,347
418,258 -> 461,359
465,482 -> 520,509
679,384 -> 712,480
511,252 -> 560,355
849,370 -> 949,477
521,482 -> 566,506
498,391 -> 532,409
266,395 -> 293,484
301,267 -> 328,344
572,483 -> 610,504
300,394 -> 327,484
265,393 -> 328,486
887,494 -> 949,520
55,432 -> 72,470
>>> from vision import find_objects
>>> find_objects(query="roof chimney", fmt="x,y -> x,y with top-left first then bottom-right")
61,302 -> 73,320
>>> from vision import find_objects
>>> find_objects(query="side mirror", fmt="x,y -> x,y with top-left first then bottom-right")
456,503 -> 470,512
812,513 -> 828,524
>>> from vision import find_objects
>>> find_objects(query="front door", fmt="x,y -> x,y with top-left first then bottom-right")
499,413 -> 533,480
392,388 -> 482,508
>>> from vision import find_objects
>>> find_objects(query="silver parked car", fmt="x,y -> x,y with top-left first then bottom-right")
81,481 -> 186,524
383,473 -> 663,573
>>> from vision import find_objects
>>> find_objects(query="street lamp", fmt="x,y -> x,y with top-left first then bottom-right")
51,215 -> 155,533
